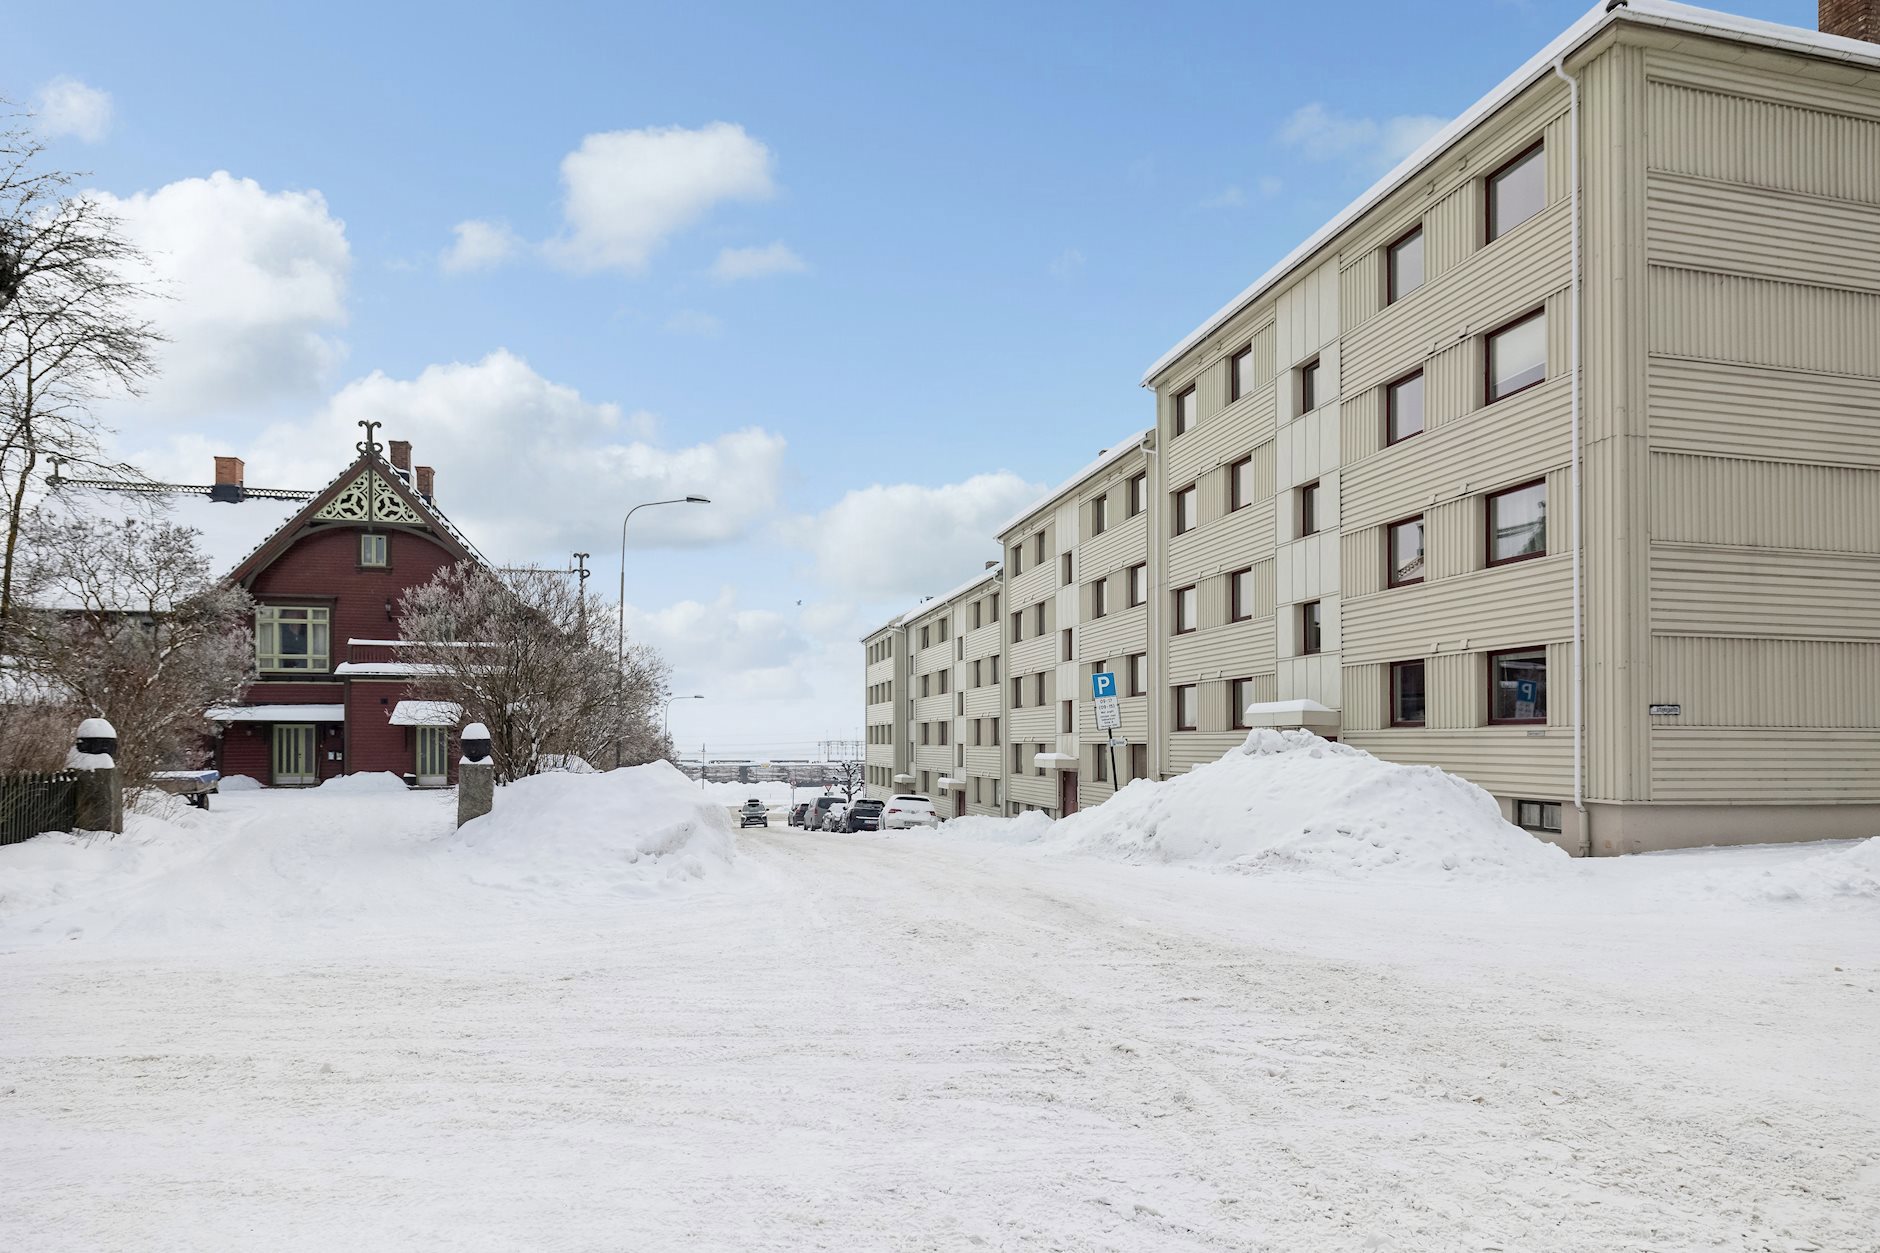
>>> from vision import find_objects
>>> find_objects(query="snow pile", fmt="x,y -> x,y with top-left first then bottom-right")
1721,838 -> 1880,904
453,760 -> 737,898
939,810 -> 1055,845
1042,730 -> 1567,879
0,800 -> 215,923
217,774 -> 263,791
317,771 -> 411,794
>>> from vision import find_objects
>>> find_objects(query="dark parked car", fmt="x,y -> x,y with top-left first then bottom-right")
788,802 -> 811,828
839,799 -> 885,832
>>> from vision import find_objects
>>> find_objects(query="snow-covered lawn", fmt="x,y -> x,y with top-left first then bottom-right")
2,761 -> 1877,1251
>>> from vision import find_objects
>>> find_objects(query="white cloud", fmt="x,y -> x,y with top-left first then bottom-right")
1278,103 -> 1448,174
547,122 -> 776,274
663,309 -> 723,336
36,77 -> 113,143
790,472 -> 1042,602
626,589 -> 819,701
441,219 -> 521,273
709,242 -> 807,282
142,350 -> 782,562
92,171 -> 351,416
1048,247 -> 1085,279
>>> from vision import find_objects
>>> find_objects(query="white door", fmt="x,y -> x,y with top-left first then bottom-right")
271,724 -> 317,786
415,727 -> 449,787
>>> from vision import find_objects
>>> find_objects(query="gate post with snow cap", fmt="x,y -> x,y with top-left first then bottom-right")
70,718 -> 123,834
457,723 -> 494,828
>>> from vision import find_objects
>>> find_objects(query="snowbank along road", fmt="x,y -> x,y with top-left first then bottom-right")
2,781 -> 1877,1252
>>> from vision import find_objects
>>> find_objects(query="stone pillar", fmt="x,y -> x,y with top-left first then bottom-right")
70,717 -> 123,834
456,722 -> 494,828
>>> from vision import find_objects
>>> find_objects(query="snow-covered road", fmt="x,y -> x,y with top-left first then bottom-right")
3,790 -> 1878,1251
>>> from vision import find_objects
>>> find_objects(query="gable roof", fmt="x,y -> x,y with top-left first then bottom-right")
226,453 -> 486,586
1140,0 -> 1880,388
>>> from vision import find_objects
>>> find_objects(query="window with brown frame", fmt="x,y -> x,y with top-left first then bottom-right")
920,625 -> 930,649
1298,357 -> 1321,414
1009,544 -> 1022,576
1032,602 -> 1046,634
1010,610 -> 1023,643
1486,479 -> 1547,566
1127,562 -> 1147,608
1033,533 -> 1045,564
1386,369 -> 1425,444
1092,744 -> 1109,783
1090,577 -> 1108,619
1128,472 -> 1146,516
1390,659 -> 1426,726
1130,743 -> 1149,781
1229,344 -> 1254,402
1061,551 -> 1074,587
1485,309 -> 1546,403
1172,484 -> 1198,535
1034,672 -> 1045,705
1127,652 -> 1146,697
1386,225 -> 1424,303
1011,676 -> 1024,708
1173,384 -> 1197,435
1091,493 -> 1108,536
1299,481 -> 1321,537
1062,626 -> 1075,661
1488,647 -> 1547,724
1173,684 -> 1198,731
1387,516 -> 1425,587
1300,600 -> 1323,655
1486,141 -> 1545,243
1230,677 -> 1256,729
1229,455 -> 1254,511
1173,585 -> 1198,634
1229,566 -> 1255,621
1062,700 -> 1074,734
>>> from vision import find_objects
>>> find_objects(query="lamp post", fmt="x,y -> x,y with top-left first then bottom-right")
616,496 -> 710,767
664,693 -> 703,739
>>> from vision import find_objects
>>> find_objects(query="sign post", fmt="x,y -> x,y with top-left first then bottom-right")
1091,671 -> 1122,790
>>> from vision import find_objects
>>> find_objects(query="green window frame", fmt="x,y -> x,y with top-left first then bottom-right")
256,605 -> 331,672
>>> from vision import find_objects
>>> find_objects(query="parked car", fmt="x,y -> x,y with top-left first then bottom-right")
818,801 -> 851,832
739,798 -> 769,828
787,802 -> 811,828
838,799 -> 885,832
881,794 -> 939,830
806,795 -> 844,829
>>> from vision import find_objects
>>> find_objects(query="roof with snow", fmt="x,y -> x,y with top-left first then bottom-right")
863,564 -> 1004,641
1140,0 -> 1880,387
207,704 -> 346,723
995,429 -> 1152,538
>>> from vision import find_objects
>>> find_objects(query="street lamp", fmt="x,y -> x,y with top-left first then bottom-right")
616,496 -> 710,766
664,693 -> 704,738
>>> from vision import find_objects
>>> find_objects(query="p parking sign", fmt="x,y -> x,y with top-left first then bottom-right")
1091,671 -> 1117,700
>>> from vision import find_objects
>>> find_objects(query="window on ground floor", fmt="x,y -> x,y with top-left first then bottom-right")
1516,799 -> 1562,833
1390,659 -> 1426,726
1488,647 -> 1548,724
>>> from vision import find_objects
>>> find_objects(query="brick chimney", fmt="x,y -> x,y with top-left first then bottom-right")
1822,0 -> 1880,41
388,439 -> 412,478
415,465 -> 435,502
210,456 -> 245,504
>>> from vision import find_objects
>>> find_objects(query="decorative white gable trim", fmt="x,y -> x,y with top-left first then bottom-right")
314,471 -> 424,525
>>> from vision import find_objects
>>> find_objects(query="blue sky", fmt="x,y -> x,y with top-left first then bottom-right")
5,0 -> 1810,758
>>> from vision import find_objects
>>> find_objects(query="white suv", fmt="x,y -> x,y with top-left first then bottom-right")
881,794 -> 938,830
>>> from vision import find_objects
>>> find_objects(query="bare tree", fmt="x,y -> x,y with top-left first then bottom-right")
831,757 -> 865,802
399,563 -> 672,784
0,112 -> 162,638
7,508 -> 253,790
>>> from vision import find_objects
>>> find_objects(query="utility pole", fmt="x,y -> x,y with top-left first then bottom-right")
571,552 -> 590,634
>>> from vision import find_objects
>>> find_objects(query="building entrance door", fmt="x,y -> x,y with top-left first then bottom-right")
955,789 -> 966,818
1059,770 -> 1079,817
415,727 -> 449,787
271,724 -> 317,786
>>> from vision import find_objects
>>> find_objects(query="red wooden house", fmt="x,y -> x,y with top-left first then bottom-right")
203,439 -> 484,786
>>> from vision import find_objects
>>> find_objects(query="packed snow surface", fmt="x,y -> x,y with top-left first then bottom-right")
1720,835 -> 1880,903
944,729 -> 1568,879
315,770 -> 412,794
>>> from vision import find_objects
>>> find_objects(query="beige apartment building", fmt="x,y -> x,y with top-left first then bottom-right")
862,567 -> 1005,817
866,0 -> 1880,855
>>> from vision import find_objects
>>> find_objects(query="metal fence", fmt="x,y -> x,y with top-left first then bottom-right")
0,770 -> 78,846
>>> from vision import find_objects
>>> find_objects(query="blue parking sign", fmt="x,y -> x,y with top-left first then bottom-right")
1091,671 -> 1117,700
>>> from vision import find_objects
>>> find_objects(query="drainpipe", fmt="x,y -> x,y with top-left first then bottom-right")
1552,54 -> 1587,853
1142,433 -> 1163,781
